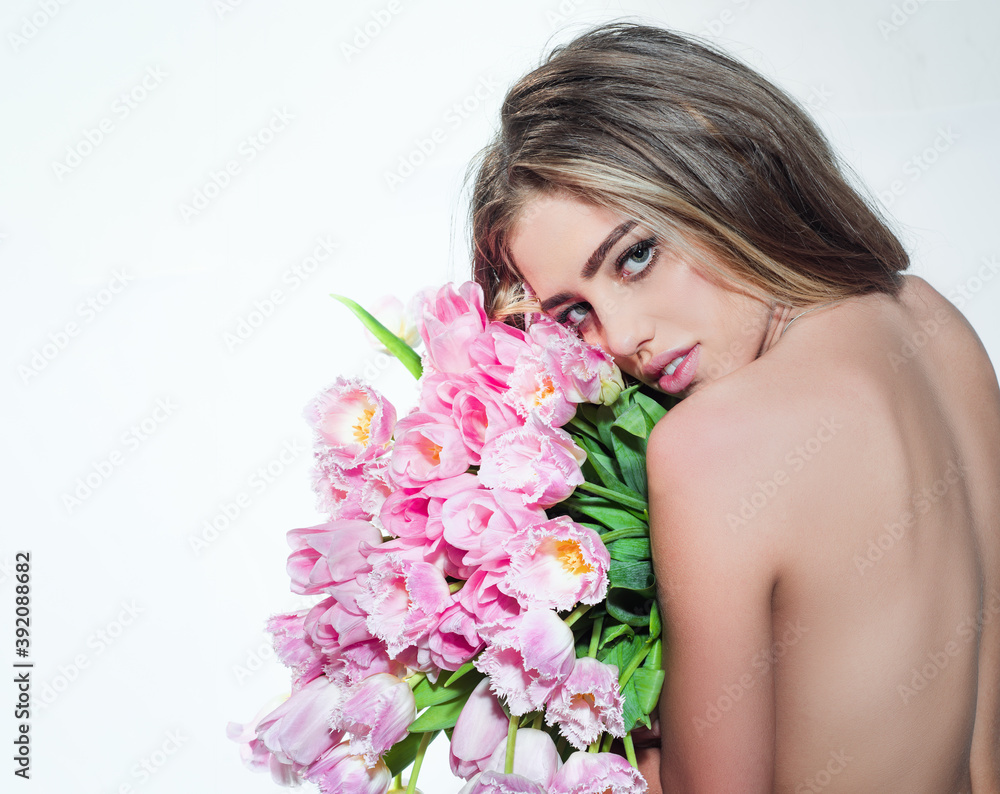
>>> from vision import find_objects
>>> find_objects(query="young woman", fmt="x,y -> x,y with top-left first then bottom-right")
467,22 -> 1000,793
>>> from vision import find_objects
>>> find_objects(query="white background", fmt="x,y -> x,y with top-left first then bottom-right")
2,0 -> 998,792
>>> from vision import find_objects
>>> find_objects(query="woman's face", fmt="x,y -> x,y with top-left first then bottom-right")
509,192 -> 780,397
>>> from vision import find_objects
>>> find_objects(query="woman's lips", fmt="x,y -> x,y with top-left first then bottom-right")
649,344 -> 699,394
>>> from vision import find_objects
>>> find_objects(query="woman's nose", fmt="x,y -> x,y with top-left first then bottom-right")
600,304 -> 647,358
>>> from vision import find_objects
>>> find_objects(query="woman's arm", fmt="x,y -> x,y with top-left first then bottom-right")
646,405 -> 781,793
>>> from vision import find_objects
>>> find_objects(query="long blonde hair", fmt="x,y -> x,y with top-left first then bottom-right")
466,22 -> 909,327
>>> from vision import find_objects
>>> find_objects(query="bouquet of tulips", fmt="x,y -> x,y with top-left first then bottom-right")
229,281 -> 675,793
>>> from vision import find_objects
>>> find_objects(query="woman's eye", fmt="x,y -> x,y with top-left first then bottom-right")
558,302 -> 590,328
620,239 -> 654,277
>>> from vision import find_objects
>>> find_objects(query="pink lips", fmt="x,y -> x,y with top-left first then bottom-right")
644,344 -> 699,394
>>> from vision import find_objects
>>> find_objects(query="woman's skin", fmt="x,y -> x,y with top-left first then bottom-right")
510,192 -> 1000,793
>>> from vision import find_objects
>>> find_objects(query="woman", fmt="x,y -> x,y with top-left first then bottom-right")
467,22 -> 1000,793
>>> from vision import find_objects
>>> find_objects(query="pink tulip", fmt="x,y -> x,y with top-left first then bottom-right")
333,673 -> 416,767
228,695 -> 308,784
305,378 -> 396,467
286,520 -> 382,596
311,454 -> 369,520
528,316 -> 625,406
456,568 -> 523,639
462,772 -> 546,794
440,485 -> 548,570
503,351 -> 576,427
545,657 -> 626,750
449,678 -> 510,779
549,751 -> 647,793
305,742 -> 392,794
246,676 -> 346,767
427,600 -> 484,671
482,728 -> 562,787
478,424 -> 586,507
360,551 -> 453,659
474,609 -> 576,714
360,458 -> 394,527
388,411 -> 472,488
266,611 -> 325,690
416,281 -> 489,374
500,517 -> 609,611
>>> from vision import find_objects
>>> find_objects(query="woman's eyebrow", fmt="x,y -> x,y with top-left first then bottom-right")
539,220 -> 637,313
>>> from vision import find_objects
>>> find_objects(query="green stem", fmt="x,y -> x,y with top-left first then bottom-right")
406,672 -> 426,690
393,774 -> 403,790
563,602 -> 593,628
405,732 -> 433,794
588,736 -> 601,753
618,636 -> 657,690
575,481 -> 648,510
504,713 -> 518,775
588,615 -> 604,658
448,580 -> 464,594
599,526 -> 649,544
622,732 -> 638,769
601,732 -> 614,752
531,711 -> 543,730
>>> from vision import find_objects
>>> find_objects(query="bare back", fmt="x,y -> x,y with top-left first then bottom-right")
643,275 -> 1000,792
747,275 -> 1000,792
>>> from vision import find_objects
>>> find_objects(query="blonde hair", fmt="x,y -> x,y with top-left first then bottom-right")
466,23 -> 908,327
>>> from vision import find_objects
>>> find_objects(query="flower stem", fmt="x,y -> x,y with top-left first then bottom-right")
531,711 -> 543,730
405,732 -> 433,794
564,602 -> 593,628
406,672 -> 426,690
505,713 -> 518,775
618,635 -> 657,690
576,481 -> 647,510
622,732 -> 638,769
601,733 -> 614,752
588,615 -> 604,658
448,580 -> 464,594
599,526 -> 648,544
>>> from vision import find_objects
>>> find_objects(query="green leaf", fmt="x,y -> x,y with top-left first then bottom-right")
574,481 -> 647,510
575,435 -> 626,491
632,667 -> 665,716
411,671 -> 480,709
581,403 -> 616,450
610,427 -> 648,497
633,391 -> 671,425
608,537 -> 652,561
384,730 -> 437,777
330,294 -> 423,379
443,662 -> 477,688
409,697 -> 468,732
599,622 -> 634,648
649,601 -> 662,639
605,587 -> 656,627
613,403 -> 653,440
608,558 -> 655,591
